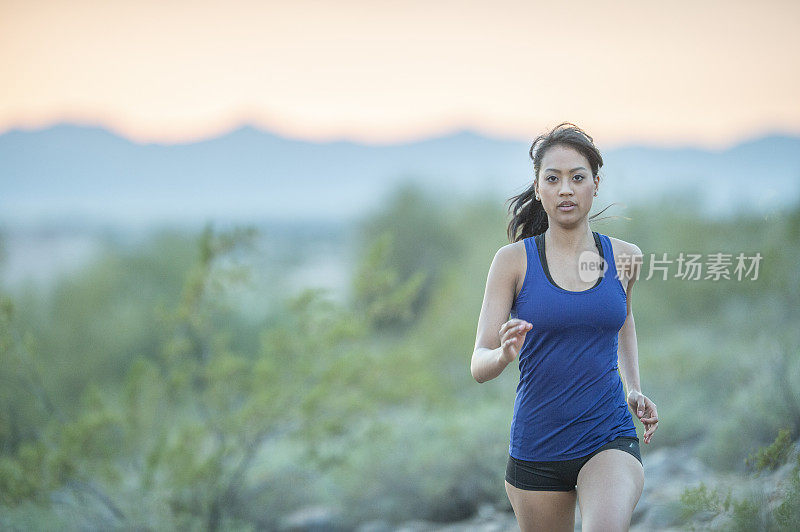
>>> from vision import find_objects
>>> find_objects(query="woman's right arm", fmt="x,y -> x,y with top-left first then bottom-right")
471,244 -> 532,383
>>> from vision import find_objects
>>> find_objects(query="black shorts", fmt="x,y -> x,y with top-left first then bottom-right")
505,436 -> 642,491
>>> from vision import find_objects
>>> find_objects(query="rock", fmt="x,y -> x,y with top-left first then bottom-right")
632,444 -> 714,527
356,519 -> 394,532
279,504 -> 344,531
636,499 -> 685,530
476,503 -> 497,520
393,519 -> 438,531
642,445 -> 710,490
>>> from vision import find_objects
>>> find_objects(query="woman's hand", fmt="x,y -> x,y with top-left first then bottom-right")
627,390 -> 659,444
498,319 -> 532,364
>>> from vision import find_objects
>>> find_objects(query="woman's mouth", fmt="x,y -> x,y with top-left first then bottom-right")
557,203 -> 576,211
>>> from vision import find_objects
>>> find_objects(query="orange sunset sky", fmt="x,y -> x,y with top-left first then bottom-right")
1,0 -> 799,148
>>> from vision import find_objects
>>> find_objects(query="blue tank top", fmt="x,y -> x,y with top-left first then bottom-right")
508,231 -> 637,461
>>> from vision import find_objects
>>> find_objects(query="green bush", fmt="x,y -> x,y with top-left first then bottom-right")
680,428 -> 800,531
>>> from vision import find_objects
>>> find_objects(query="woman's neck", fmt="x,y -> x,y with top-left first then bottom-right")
544,224 -> 595,255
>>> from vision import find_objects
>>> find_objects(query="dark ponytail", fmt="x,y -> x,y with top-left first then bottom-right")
506,122 -> 616,242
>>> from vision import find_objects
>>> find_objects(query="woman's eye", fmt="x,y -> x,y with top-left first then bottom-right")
547,174 -> 584,182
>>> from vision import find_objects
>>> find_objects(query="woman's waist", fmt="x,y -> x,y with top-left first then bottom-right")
513,381 -> 627,421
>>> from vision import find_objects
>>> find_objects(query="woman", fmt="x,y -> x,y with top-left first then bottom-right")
470,122 -> 659,531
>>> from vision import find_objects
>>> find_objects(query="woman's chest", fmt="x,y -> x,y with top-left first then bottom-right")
520,287 -> 628,333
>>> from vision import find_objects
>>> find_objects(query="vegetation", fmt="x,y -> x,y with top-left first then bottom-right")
679,428 -> 800,531
0,181 -> 799,529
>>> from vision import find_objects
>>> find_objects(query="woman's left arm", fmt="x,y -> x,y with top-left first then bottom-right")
617,243 -> 659,444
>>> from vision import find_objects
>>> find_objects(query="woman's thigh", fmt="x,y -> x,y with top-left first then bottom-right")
504,480 -> 577,532
575,449 -> 644,532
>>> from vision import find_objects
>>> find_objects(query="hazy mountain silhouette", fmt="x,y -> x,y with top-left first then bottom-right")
2,124 -> 798,229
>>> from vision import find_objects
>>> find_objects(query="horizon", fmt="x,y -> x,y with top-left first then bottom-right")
4,120 -> 799,152
2,0 -> 799,149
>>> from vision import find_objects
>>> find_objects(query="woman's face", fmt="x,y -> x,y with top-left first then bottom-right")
536,145 -> 598,226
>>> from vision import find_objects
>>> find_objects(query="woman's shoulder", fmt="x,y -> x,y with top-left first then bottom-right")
494,238 -> 529,298
603,234 -> 643,258
496,237 -> 529,260
602,234 -> 643,282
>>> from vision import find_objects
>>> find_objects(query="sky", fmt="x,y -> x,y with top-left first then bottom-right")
1,0 -> 799,148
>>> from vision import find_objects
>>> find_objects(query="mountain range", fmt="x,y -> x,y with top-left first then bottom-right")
2,124 -> 798,229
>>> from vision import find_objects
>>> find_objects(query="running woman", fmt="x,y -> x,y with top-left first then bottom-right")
471,122 -> 659,531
